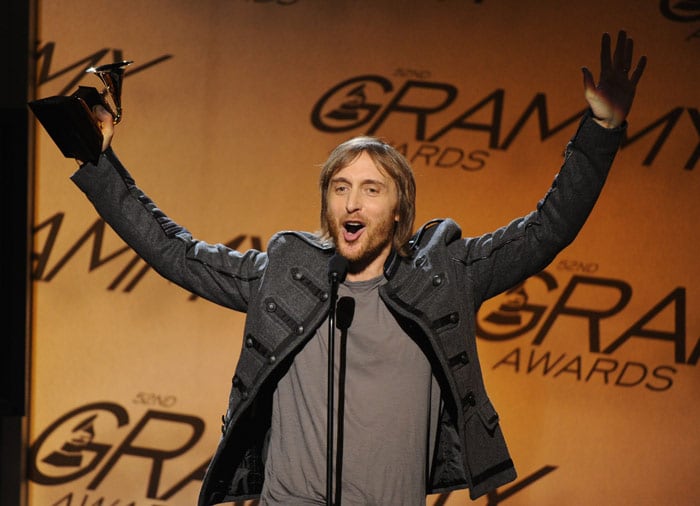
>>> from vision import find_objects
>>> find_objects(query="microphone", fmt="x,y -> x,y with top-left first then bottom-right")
328,254 -> 348,285
336,296 -> 355,331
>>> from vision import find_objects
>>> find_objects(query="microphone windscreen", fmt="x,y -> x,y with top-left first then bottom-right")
328,254 -> 349,283
336,296 -> 355,331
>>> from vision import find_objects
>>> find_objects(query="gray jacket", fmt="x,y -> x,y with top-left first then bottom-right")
72,113 -> 623,504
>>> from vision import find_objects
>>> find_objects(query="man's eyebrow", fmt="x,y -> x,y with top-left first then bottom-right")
362,179 -> 388,187
330,176 -> 387,186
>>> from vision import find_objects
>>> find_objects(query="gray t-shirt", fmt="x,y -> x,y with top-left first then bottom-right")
261,275 -> 441,505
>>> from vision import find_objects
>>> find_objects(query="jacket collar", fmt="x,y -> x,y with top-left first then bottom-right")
383,219 -> 445,280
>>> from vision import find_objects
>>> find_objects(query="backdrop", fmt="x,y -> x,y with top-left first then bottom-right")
29,1 -> 698,505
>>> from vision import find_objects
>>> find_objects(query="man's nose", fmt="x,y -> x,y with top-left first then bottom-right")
345,189 -> 361,213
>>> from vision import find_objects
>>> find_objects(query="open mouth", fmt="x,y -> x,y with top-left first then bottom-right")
343,221 -> 365,241
344,222 -> 364,233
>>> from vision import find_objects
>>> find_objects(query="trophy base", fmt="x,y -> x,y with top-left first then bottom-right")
28,86 -> 106,164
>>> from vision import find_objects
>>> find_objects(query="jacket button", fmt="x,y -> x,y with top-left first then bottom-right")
466,391 -> 476,406
292,269 -> 303,280
459,351 -> 468,364
269,355 -> 277,364
245,337 -> 253,347
415,255 -> 426,267
266,301 -> 277,312
321,292 -> 329,301
432,274 -> 442,286
450,312 -> 459,323
296,325 -> 304,335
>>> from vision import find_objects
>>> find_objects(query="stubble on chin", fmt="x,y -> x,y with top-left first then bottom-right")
328,217 -> 394,273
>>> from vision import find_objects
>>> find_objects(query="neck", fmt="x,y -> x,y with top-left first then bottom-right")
345,245 -> 391,282
346,264 -> 383,282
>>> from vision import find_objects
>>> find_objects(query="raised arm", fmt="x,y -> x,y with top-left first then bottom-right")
465,31 -> 646,301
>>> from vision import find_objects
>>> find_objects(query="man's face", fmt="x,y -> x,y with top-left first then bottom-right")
326,151 -> 399,278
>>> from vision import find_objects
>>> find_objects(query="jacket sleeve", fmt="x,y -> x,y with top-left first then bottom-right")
456,112 -> 624,303
70,148 -> 266,311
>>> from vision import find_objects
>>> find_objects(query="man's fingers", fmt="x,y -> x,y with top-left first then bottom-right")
623,38 -> 634,71
613,30 -> 628,70
92,104 -> 114,152
630,55 -> 647,85
581,66 -> 595,91
93,105 -> 113,124
600,32 -> 612,72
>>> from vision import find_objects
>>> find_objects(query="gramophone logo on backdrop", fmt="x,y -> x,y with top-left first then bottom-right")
478,272 -> 558,338
30,401 -> 209,501
322,83 -> 372,125
41,414 -> 98,468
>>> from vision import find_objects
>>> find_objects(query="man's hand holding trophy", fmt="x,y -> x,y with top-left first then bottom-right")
29,60 -> 132,164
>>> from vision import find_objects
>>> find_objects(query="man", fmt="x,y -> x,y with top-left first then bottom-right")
74,31 -> 645,505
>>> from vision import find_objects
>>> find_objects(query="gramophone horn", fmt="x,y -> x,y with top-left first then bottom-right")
85,60 -> 133,124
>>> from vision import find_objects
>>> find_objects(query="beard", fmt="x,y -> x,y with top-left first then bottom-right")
327,212 -> 396,275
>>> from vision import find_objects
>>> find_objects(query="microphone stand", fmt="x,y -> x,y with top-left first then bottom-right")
326,255 -> 347,506
327,276 -> 338,506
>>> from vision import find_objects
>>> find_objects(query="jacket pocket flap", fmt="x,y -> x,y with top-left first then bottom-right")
477,399 -> 500,432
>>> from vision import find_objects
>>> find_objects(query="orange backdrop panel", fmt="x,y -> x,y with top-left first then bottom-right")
30,1 -> 698,505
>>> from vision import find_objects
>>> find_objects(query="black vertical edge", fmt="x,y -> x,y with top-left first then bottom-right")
1,0 -> 36,505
